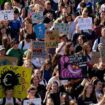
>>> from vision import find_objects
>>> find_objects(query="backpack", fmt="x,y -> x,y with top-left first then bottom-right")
21,40 -> 25,50
96,37 -> 100,51
2,97 -> 17,105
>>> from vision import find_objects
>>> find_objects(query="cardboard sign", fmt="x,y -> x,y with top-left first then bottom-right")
59,54 -> 87,79
34,23 -> 46,39
78,17 -> 92,30
45,30 -> 59,48
0,56 -> 18,66
23,98 -> 41,105
0,10 -> 14,21
33,41 -> 46,58
32,11 -> 43,24
0,65 -> 32,99
54,23 -> 68,34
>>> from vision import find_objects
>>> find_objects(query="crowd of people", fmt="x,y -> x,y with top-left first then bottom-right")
0,0 -> 105,105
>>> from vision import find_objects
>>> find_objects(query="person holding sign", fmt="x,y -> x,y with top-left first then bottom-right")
0,87 -> 21,105
22,86 -> 42,105
74,8 -> 93,40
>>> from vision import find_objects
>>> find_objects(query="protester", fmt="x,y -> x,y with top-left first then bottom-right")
0,0 -> 105,105
0,87 -> 21,105
22,86 -> 42,105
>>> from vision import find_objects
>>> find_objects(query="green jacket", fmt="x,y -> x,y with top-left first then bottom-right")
6,48 -> 23,65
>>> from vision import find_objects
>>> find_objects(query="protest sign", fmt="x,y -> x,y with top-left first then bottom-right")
59,53 -> 87,79
34,23 -> 46,39
32,11 -> 43,24
23,98 -> 41,105
78,17 -> 92,30
45,30 -> 59,48
0,65 -> 32,99
54,23 -> 68,34
0,10 -> 14,21
33,41 -> 46,58
0,56 -> 18,66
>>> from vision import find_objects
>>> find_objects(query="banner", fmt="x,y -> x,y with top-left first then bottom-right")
0,65 -> 32,99
33,41 -> 46,58
54,23 -> 68,34
32,11 -> 43,24
45,30 -> 59,48
59,54 -> 87,79
0,10 -> 14,21
78,17 -> 92,30
0,56 -> 18,66
23,98 -> 41,105
34,23 -> 46,39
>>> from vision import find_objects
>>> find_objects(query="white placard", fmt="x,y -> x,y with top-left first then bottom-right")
0,10 -> 14,21
78,17 -> 92,30
23,98 -> 41,105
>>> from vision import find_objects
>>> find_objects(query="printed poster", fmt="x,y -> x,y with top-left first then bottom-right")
59,54 -> 87,79
0,10 -> 14,21
34,23 -> 46,39
0,65 -> 32,99
45,30 -> 59,48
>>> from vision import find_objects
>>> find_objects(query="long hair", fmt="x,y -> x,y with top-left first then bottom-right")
79,83 -> 95,100
64,42 -> 74,55
82,41 -> 91,56
52,54 -> 61,69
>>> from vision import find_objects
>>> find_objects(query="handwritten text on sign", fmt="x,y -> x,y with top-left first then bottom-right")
59,54 -> 87,79
0,66 -> 32,99
33,41 -> 46,58
78,17 -> 92,30
0,10 -> 14,21
34,23 -> 46,39
45,30 -> 59,48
